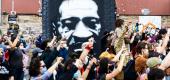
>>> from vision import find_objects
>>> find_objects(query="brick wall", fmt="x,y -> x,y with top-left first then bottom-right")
1,15 -> 42,36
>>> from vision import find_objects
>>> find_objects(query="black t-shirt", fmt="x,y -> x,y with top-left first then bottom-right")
0,62 -> 11,80
58,65 -> 78,80
9,48 -> 23,69
124,60 -> 138,80
40,48 -> 58,68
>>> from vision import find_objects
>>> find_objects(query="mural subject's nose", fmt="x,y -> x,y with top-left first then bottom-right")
73,21 -> 92,37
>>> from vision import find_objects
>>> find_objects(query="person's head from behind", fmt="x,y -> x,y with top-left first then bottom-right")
99,58 -> 109,74
158,29 -> 167,39
29,57 -> 41,77
148,68 -> 165,80
54,0 -> 102,53
135,56 -> 147,74
146,57 -> 162,68
115,19 -> 124,28
40,39 -> 50,50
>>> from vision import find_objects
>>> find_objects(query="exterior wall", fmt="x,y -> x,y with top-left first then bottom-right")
2,0 -> 170,15
2,15 -> 42,36
116,0 -> 170,15
2,0 -> 40,14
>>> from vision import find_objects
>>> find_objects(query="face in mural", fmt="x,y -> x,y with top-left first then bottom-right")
57,0 -> 101,52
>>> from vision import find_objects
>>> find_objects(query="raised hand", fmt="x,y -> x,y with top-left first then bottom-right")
89,57 -> 97,66
57,57 -> 63,63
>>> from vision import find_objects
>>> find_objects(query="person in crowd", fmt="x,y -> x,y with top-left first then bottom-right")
146,57 -> 162,69
99,45 -> 116,61
4,31 -> 25,80
135,42 -> 149,80
114,19 -> 131,53
0,52 -> 11,80
40,36 -> 59,69
135,56 -> 147,80
57,38 -> 69,62
57,37 -> 95,80
29,57 -> 63,80
155,29 -> 169,55
147,68 -> 165,80
98,50 -> 126,80
165,67 -> 170,80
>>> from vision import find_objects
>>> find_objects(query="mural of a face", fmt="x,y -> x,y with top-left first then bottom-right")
58,0 -> 101,52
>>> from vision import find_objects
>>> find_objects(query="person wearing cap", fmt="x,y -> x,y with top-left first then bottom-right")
32,47 -> 43,58
146,57 -> 162,68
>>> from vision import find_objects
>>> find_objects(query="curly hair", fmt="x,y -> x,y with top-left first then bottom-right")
29,57 -> 41,77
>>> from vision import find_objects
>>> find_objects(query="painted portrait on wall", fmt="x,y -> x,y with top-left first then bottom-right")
42,0 -> 116,55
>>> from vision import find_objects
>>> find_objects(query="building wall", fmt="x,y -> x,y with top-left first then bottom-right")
116,0 -> 170,15
2,0 -> 40,14
2,0 -> 170,15
2,15 -> 42,36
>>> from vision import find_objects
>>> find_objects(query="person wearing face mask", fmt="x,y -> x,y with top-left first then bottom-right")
29,57 -> 63,80
3,31 -> 25,80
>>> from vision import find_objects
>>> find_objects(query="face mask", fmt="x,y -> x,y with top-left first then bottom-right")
41,67 -> 47,74
38,52 -> 42,56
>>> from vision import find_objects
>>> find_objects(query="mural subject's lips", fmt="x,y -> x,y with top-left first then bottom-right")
67,33 -> 98,53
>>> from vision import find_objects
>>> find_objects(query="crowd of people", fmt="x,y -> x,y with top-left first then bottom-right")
0,18 -> 170,80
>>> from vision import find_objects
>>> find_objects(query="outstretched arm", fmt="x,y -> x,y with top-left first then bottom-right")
47,36 -> 57,47
82,58 -> 96,79
159,52 -> 170,70
79,38 -> 94,62
106,53 -> 125,79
